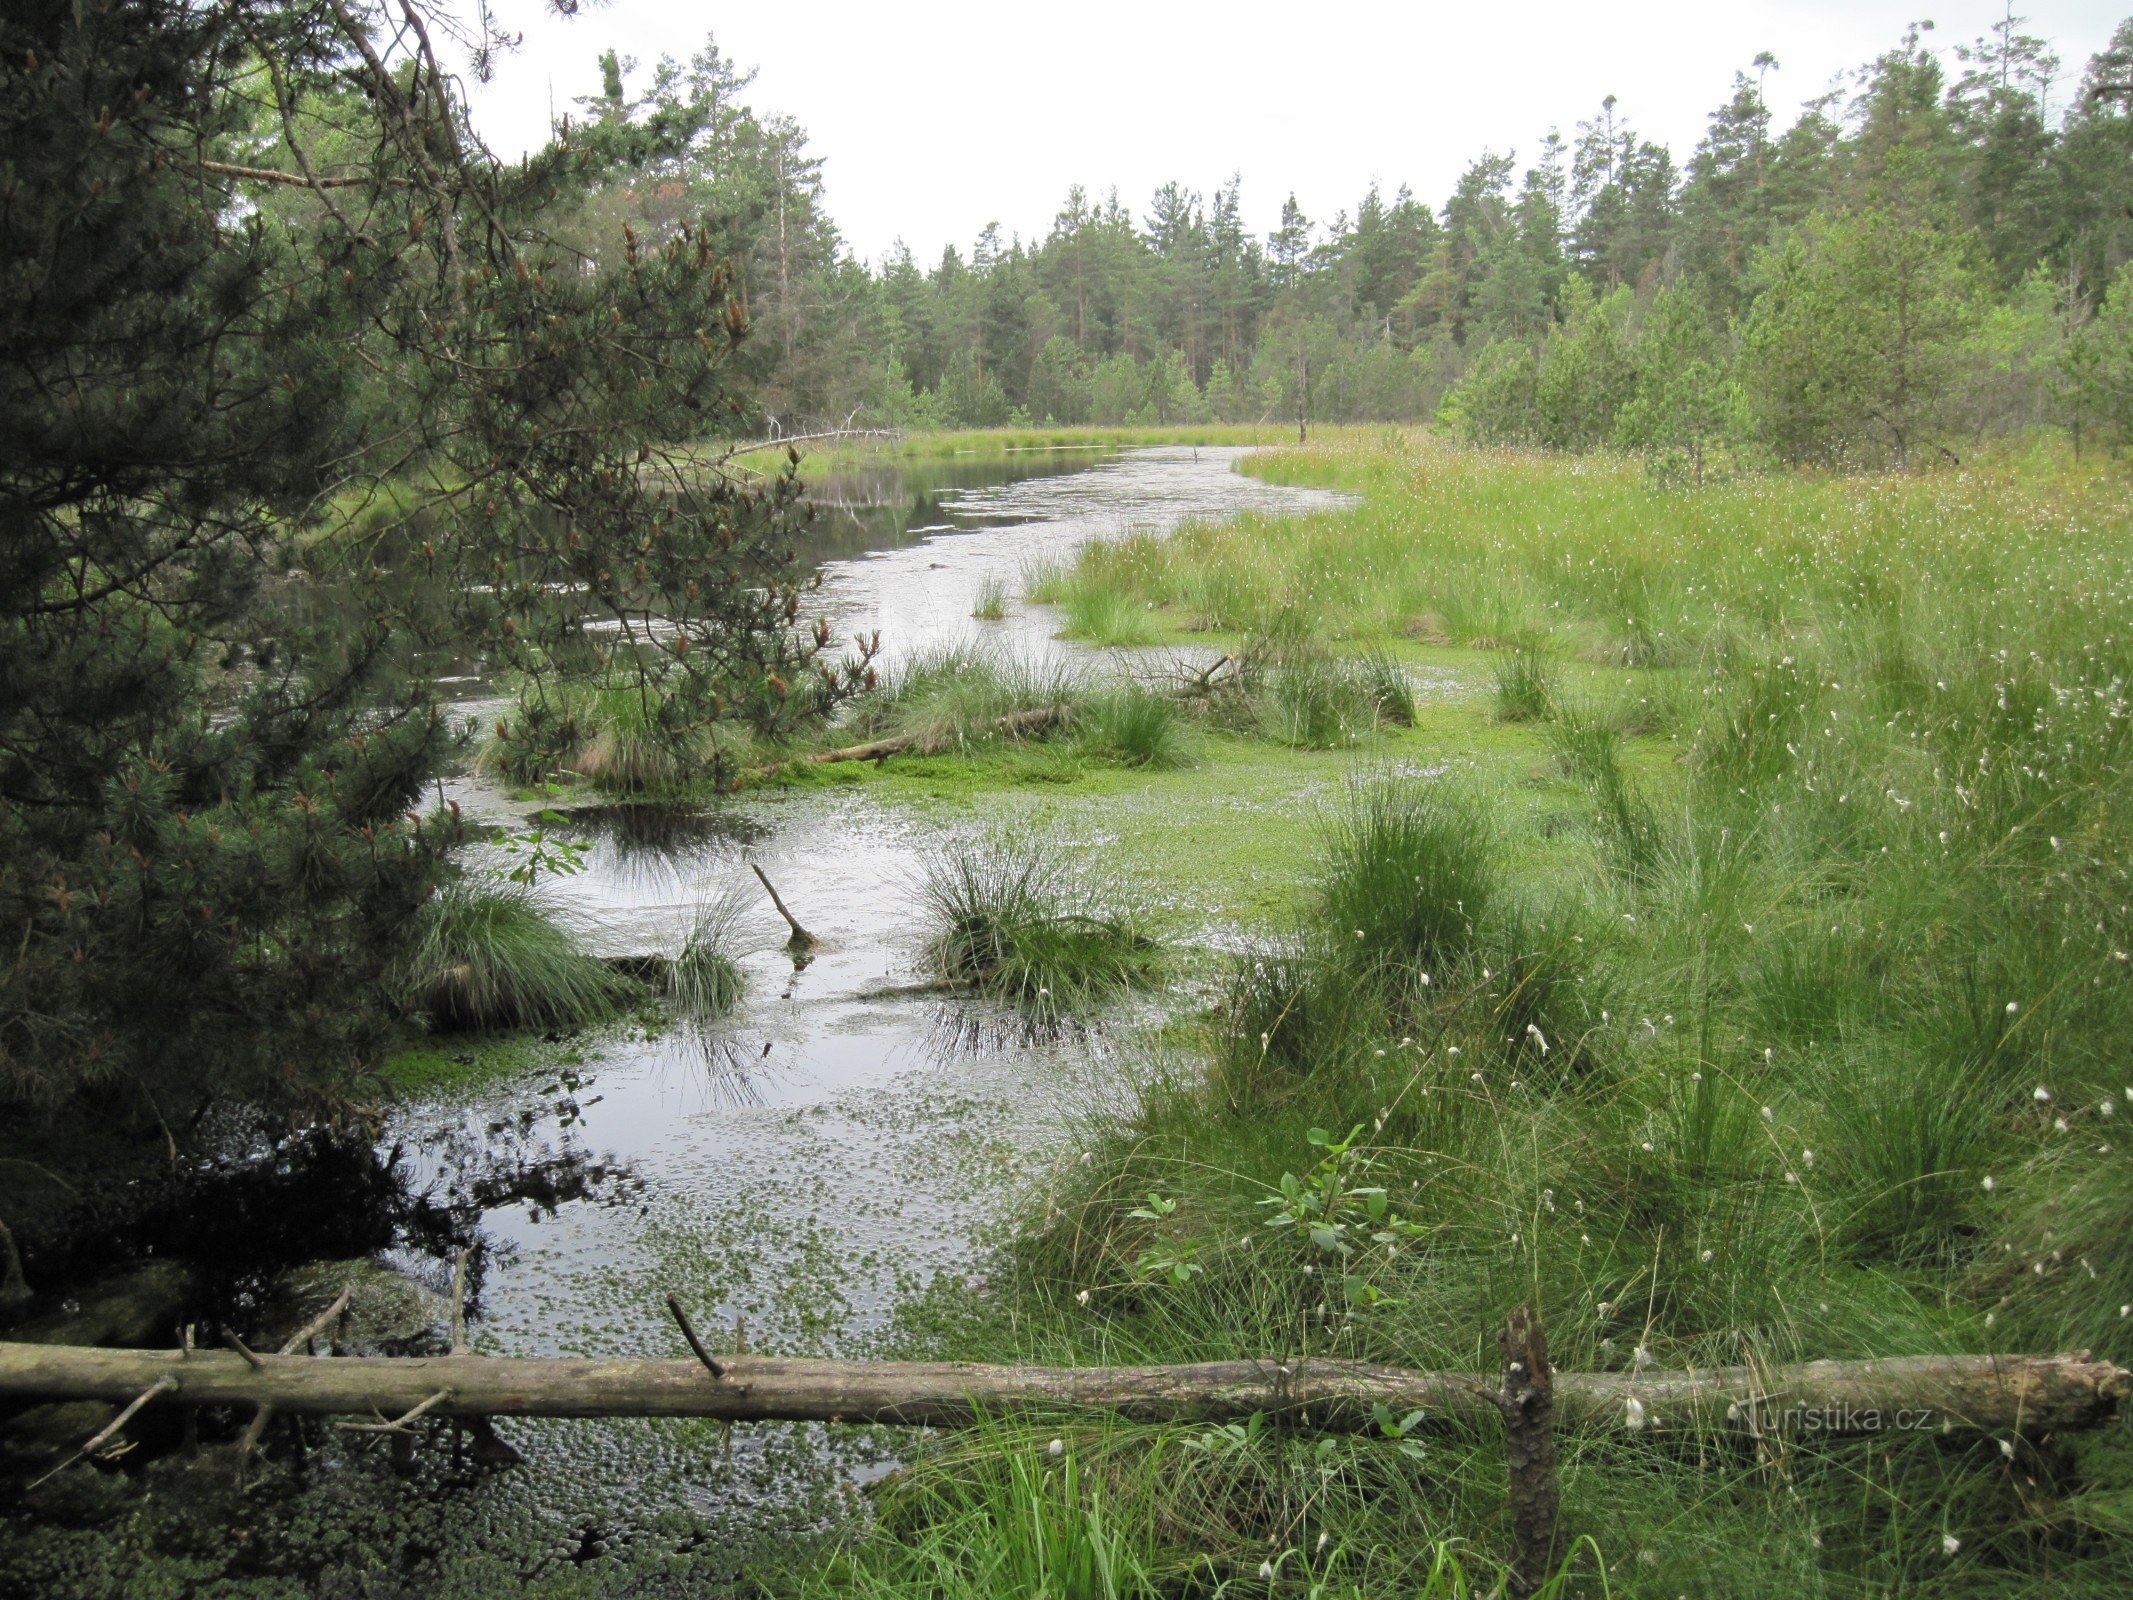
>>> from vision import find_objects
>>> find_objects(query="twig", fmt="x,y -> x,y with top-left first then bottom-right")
337,1388 -> 453,1434
223,1332 -> 264,1369
664,1294 -> 726,1379
750,864 -> 816,950
0,1216 -> 30,1310
28,1377 -> 178,1489
449,1247 -> 471,1357
235,1290 -> 353,1479
195,158 -> 369,188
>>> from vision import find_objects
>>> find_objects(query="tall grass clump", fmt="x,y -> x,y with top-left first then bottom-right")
971,574 -> 1009,620
396,878 -> 623,1031
1062,583 -> 1164,648
806,1425 -> 1159,1600
844,645 -> 1081,755
919,833 -> 1162,1016
1320,774 -> 1495,981
485,678 -> 734,795
1077,685 -> 1192,769
1547,703 -> 1662,879
667,892 -> 748,1020
1491,633 -> 1557,722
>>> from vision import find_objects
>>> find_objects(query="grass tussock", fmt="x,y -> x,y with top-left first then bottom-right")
483,678 -> 758,796
1491,632 -> 1557,722
919,832 -> 1163,1018
1076,685 -> 1193,769
842,645 -> 1079,755
667,892 -> 748,1020
971,574 -> 1010,621
397,878 -> 622,1032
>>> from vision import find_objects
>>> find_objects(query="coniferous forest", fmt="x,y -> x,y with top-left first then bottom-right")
579,19 -> 2133,467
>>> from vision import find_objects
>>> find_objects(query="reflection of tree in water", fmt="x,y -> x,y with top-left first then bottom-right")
16,1125 -> 640,1342
554,803 -> 770,898
412,1106 -> 644,1230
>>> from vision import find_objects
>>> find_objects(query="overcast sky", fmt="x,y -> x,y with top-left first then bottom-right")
458,2 -> 2130,267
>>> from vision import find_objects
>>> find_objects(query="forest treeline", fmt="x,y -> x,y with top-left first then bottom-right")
585,17 -> 2133,469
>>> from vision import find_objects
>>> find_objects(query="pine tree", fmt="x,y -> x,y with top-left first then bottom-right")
1,0 -> 862,1115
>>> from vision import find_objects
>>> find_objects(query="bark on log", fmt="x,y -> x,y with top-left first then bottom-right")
0,1345 -> 2121,1437
804,704 -> 1068,768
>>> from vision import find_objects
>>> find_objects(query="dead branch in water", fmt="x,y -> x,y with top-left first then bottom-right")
802,703 -> 1071,768
749,864 -> 816,950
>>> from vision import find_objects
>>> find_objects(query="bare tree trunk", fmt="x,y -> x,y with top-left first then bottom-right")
2,1343 -> 2122,1436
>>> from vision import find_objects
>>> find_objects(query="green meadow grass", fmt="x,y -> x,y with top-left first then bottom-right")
808,434 -> 2133,1597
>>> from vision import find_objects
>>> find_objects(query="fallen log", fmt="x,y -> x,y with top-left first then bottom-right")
803,703 -> 1069,768
0,1345 -> 2121,1438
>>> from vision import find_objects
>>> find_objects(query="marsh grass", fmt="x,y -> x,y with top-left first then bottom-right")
397,878 -> 623,1031
1321,774 -> 1495,981
808,1420 -> 1157,1600
1547,704 -> 1663,880
971,574 -> 1010,621
1062,584 -> 1166,648
919,833 -> 1163,1017
1076,685 -> 1193,768
483,678 -> 755,795
846,645 -> 1081,755
805,1411 -> 1538,1600
850,434 -> 2133,1598
1491,633 -> 1558,722
1356,647 -> 1418,727
667,892 -> 748,1020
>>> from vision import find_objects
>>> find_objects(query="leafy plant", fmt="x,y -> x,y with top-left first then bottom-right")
499,813 -> 591,886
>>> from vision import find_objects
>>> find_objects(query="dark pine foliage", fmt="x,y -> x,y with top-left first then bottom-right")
0,0 -> 864,1116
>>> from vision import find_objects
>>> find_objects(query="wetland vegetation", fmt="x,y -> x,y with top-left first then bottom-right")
10,3 -> 2133,1599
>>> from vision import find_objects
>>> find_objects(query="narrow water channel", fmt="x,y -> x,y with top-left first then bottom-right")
6,446 -> 1351,1594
